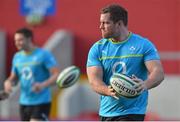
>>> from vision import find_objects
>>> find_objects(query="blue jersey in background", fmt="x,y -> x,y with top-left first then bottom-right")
12,48 -> 57,105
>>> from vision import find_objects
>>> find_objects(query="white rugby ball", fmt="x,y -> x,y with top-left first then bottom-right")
110,73 -> 140,98
56,65 -> 80,88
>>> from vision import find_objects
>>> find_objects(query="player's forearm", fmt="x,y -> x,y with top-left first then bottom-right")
87,67 -> 110,96
42,73 -> 59,88
4,79 -> 13,84
145,68 -> 164,90
4,79 -> 13,93
89,79 -> 110,96
42,67 -> 60,88
5,75 -> 16,84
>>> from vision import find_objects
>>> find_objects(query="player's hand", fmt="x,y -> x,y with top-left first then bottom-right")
108,86 -> 119,100
131,74 -> 147,93
32,82 -> 45,93
4,81 -> 12,94
0,91 -> 9,101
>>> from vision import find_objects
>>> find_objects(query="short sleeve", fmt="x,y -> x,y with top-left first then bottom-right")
87,44 -> 102,67
11,54 -> 18,75
144,40 -> 160,61
44,50 -> 58,69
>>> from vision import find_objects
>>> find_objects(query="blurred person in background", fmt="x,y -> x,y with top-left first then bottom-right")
86,4 -> 164,121
3,27 -> 59,121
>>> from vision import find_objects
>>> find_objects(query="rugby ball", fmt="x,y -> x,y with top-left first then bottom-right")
56,65 -> 80,88
110,73 -> 140,98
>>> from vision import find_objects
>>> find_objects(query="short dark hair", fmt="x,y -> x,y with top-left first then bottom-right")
101,4 -> 128,26
15,27 -> 33,39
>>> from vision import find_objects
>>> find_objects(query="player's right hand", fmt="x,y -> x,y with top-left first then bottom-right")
0,91 -> 9,101
108,86 -> 119,100
4,81 -> 12,94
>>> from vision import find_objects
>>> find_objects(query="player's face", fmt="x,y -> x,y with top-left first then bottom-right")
100,13 -> 119,38
14,33 -> 30,50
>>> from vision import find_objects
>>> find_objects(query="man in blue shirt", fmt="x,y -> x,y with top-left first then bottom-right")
3,28 -> 59,121
86,4 -> 164,121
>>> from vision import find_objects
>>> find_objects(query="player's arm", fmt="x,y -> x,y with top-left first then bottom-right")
87,66 -> 116,97
42,67 -> 59,87
32,67 -> 59,92
134,60 -> 164,92
144,60 -> 164,89
4,72 -> 18,94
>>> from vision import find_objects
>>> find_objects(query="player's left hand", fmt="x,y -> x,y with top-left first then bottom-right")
32,82 -> 45,92
131,74 -> 147,93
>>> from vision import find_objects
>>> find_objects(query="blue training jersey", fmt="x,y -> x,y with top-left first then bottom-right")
87,32 -> 160,117
12,48 -> 57,105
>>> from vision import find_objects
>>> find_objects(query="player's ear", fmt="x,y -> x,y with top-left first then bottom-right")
115,21 -> 120,27
119,20 -> 124,26
27,37 -> 32,43
116,20 -> 122,27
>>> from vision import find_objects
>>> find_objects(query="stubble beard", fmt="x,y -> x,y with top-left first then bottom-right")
102,31 -> 113,39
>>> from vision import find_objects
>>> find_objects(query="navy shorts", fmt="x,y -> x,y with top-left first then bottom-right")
100,114 -> 145,121
20,103 -> 51,121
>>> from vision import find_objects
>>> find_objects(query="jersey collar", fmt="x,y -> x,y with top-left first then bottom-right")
109,32 -> 132,44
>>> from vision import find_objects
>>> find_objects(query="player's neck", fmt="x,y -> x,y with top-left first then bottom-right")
23,44 -> 37,54
111,31 -> 130,42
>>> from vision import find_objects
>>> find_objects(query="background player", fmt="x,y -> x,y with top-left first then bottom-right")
3,27 -> 59,121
